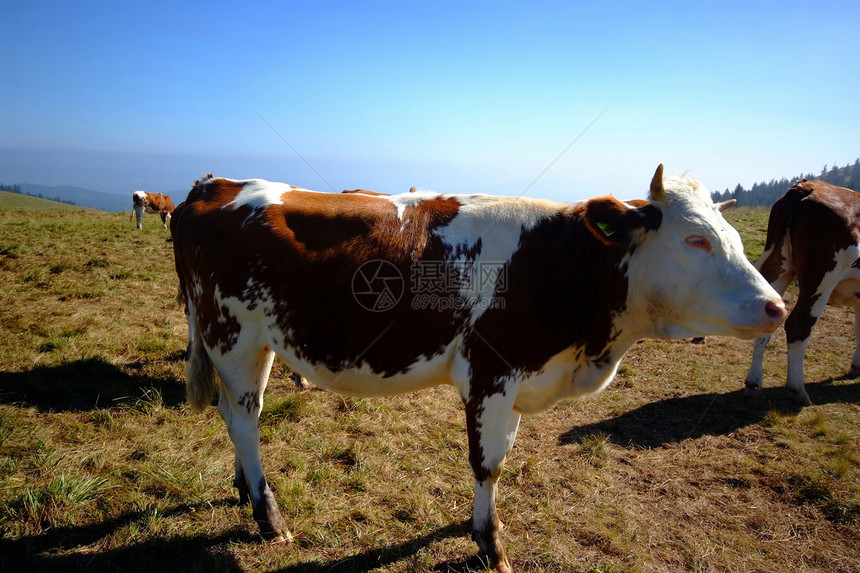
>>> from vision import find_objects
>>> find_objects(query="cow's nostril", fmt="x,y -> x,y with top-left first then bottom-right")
765,300 -> 787,322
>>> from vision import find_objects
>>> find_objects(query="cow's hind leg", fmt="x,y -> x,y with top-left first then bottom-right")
466,390 -> 519,573
783,270 -> 843,405
215,347 -> 292,542
221,396 -> 251,506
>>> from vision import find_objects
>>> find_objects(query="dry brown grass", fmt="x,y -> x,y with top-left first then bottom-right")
0,198 -> 857,572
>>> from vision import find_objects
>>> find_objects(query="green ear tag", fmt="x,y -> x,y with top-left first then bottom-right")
596,221 -> 616,237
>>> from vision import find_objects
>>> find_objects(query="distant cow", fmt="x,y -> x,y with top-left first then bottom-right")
170,166 -> 785,572
745,179 -> 860,405
132,191 -> 175,229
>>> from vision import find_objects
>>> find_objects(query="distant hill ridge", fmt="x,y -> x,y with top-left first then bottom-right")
0,183 -> 135,212
0,183 -> 187,212
0,189 -> 91,211
4,159 -> 859,211
712,158 -> 860,207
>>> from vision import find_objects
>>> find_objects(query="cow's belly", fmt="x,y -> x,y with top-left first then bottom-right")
829,273 -> 860,307
209,291 -> 468,398
276,340 -> 462,398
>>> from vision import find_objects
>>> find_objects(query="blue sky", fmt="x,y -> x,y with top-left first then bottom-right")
1,1 -> 858,202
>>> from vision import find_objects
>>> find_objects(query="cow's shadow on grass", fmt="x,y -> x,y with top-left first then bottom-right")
0,498 -> 477,573
0,499 -> 251,572
272,520 -> 479,573
560,376 -> 860,449
0,355 -> 186,412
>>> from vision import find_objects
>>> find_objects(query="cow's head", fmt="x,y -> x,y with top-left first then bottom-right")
133,191 -> 148,208
584,165 -> 786,339
132,191 -> 148,229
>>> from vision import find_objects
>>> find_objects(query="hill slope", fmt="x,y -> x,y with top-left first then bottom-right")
0,190 -> 94,211
17,183 -> 132,212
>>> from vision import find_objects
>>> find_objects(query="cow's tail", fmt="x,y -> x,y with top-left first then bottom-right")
176,275 -> 217,413
185,299 -> 217,413
764,182 -> 812,249
186,332 -> 216,413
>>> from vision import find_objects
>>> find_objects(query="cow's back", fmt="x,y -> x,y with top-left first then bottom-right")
758,180 -> 860,279
160,194 -> 176,212
784,181 -> 860,306
171,177 -> 491,380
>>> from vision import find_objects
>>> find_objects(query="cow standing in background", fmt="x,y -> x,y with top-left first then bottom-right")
132,191 -> 175,229
171,166 -> 786,572
745,179 -> 860,405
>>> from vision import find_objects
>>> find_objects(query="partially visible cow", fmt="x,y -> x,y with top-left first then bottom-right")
170,166 -> 786,572
133,191 -> 175,229
745,179 -> 860,405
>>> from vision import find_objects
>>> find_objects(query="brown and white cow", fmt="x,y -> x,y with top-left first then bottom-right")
745,179 -> 860,405
133,190 -> 175,229
170,166 -> 786,572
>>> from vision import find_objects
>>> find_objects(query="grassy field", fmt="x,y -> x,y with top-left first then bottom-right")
0,194 -> 857,572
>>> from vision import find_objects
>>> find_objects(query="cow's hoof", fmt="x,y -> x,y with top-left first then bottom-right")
290,372 -> 311,390
477,553 -> 511,573
788,388 -> 813,406
253,488 -> 292,543
268,532 -> 293,544
259,523 -> 293,544
474,530 -> 510,573
743,383 -> 762,398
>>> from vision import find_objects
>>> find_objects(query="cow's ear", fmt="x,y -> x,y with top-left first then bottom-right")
583,196 -> 661,246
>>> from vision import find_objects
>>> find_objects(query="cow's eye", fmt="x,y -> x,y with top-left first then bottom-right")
685,235 -> 712,252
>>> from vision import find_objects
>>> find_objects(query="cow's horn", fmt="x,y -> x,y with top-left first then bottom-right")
650,164 -> 665,201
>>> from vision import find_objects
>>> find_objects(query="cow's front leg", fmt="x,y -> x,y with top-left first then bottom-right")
745,270 -> 792,398
744,333 -> 771,397
466,390 -> 520,573
786,336 -> 813,406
